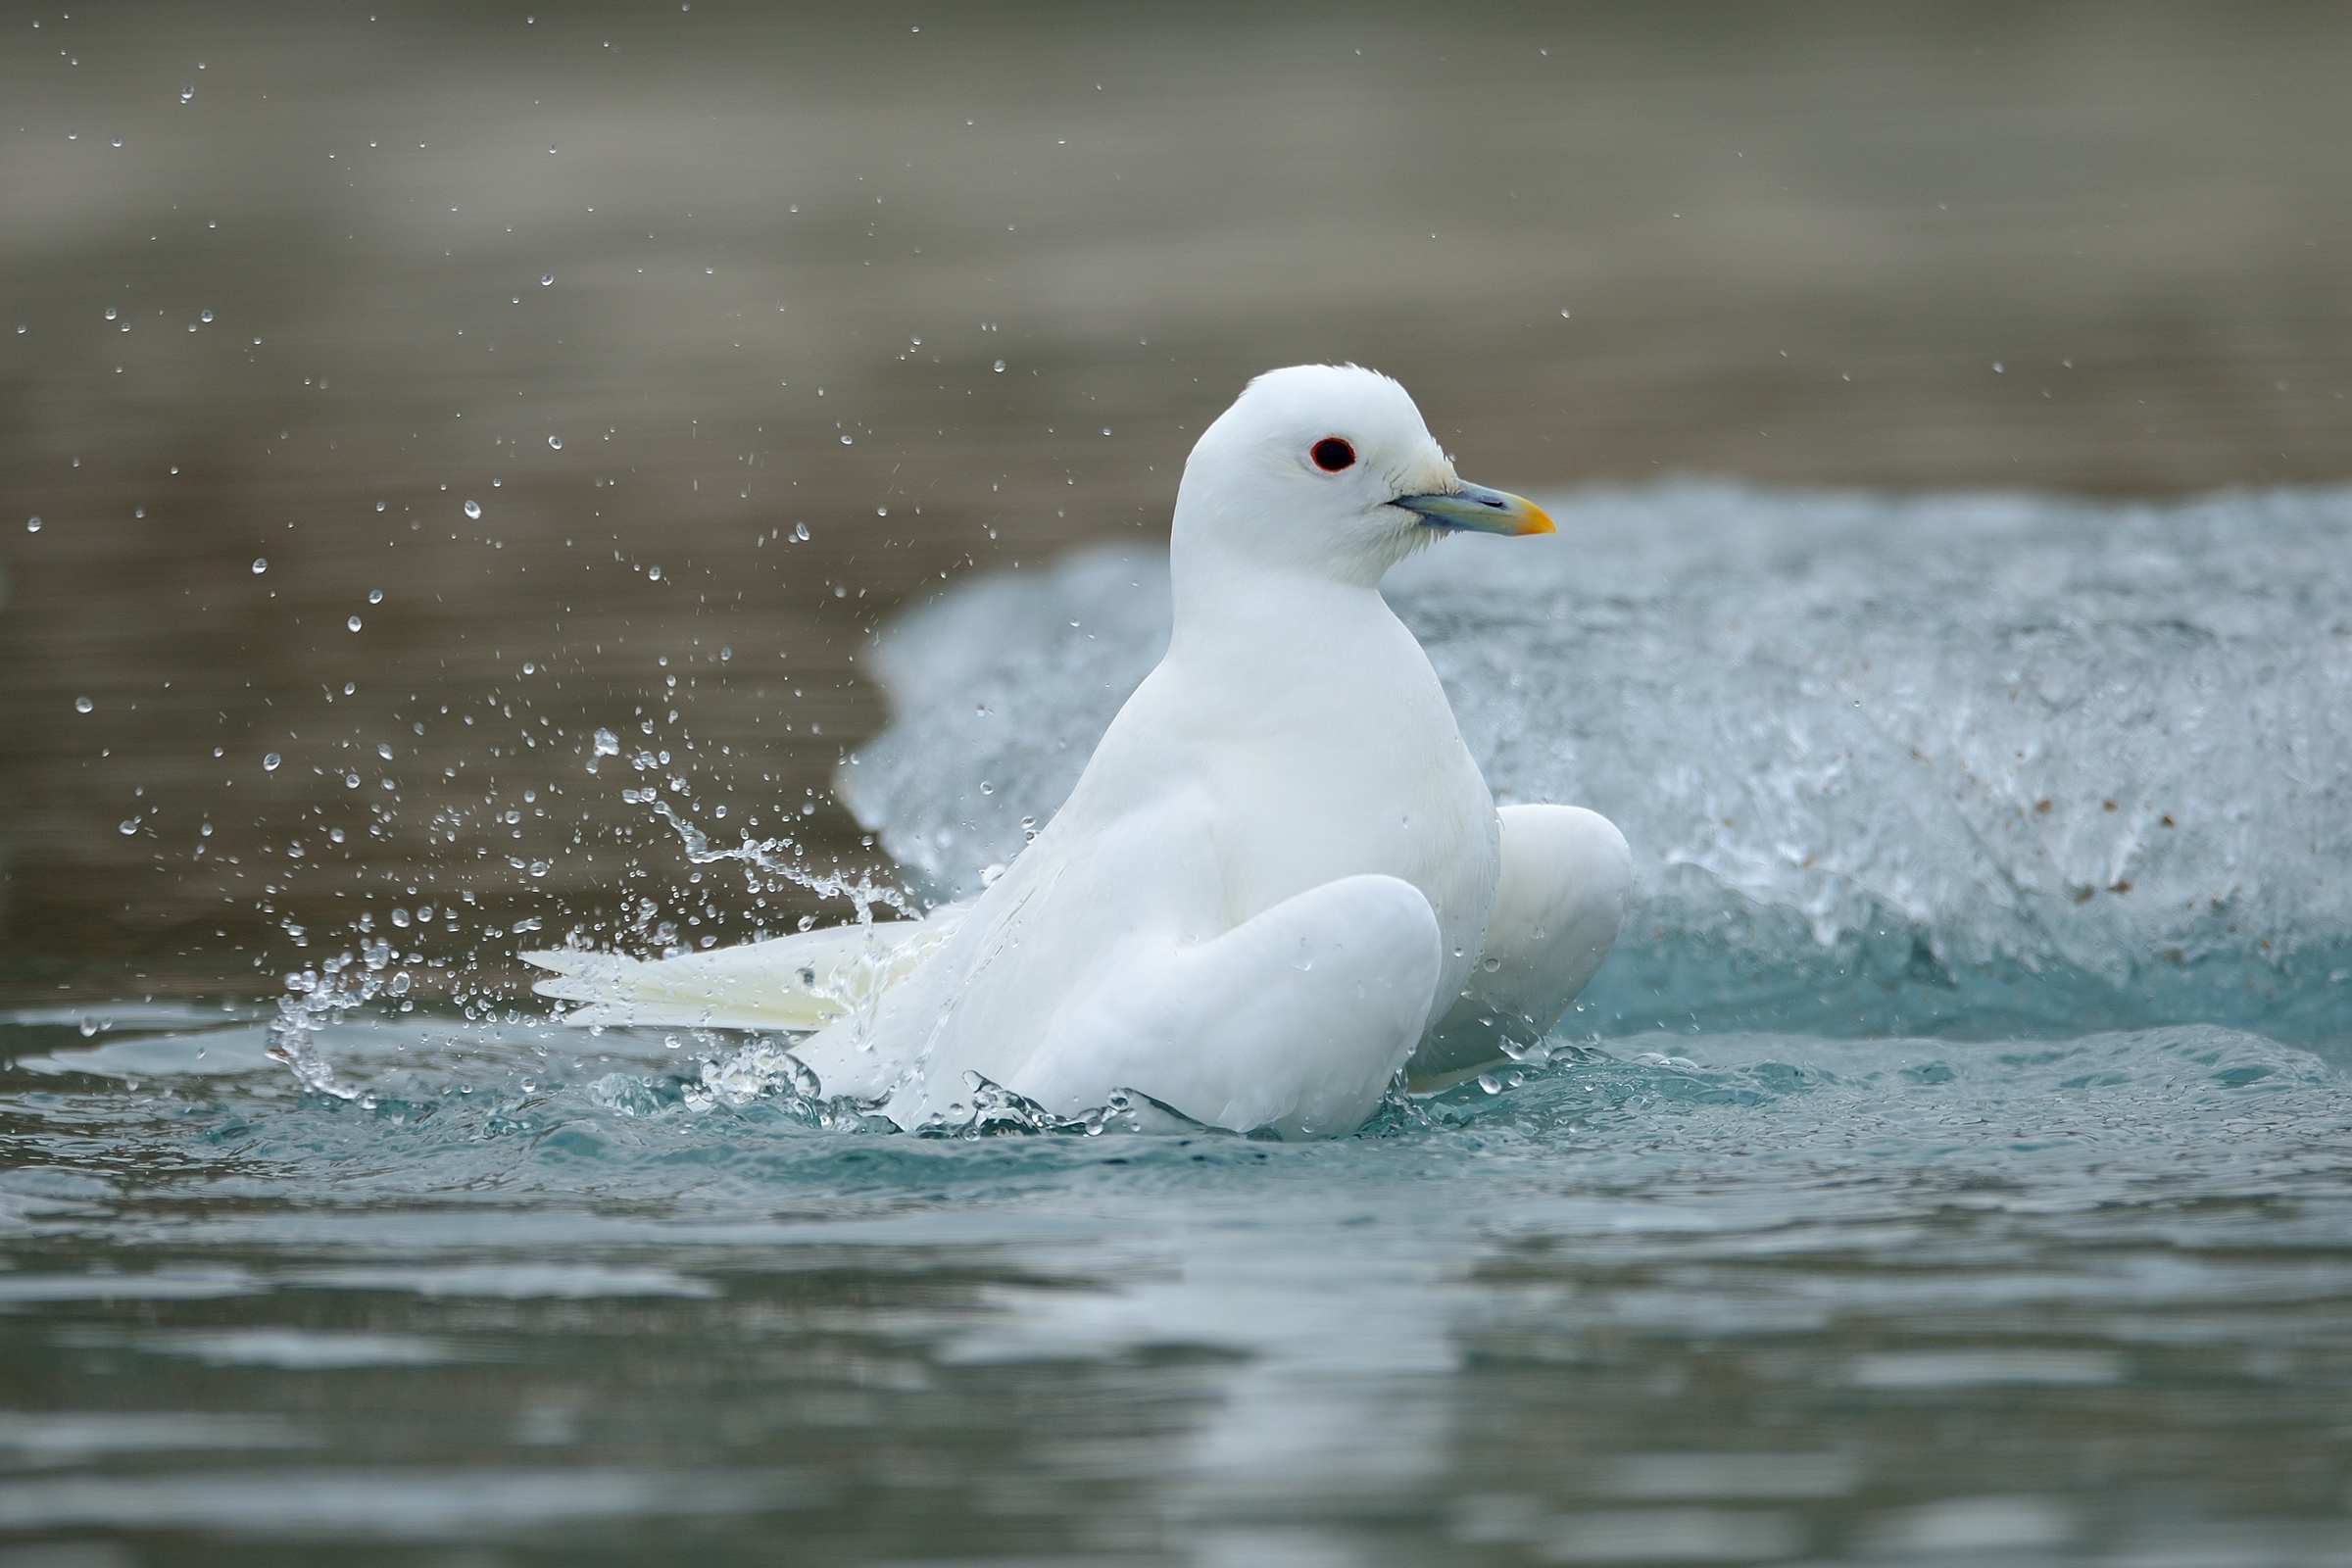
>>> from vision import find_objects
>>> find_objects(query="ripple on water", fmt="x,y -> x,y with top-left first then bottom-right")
1,1001 -> 2348,1556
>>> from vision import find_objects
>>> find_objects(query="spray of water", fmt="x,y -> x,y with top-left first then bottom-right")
267,940 -> 403,1102
644,794 -> 913,927
266,731 -> 919,1103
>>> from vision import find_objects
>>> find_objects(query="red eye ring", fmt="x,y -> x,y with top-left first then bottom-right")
1310,437 -> 1355,472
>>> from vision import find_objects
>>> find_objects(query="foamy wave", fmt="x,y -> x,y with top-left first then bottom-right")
841,482 -> 2352,1039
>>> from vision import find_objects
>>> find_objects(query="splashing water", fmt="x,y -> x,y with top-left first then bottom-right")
841,481 -> 2352,1043
266,943 -> 406,1103
641,793 -> 912,928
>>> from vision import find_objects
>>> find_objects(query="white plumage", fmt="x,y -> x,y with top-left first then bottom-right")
527,366 -> 1629,1137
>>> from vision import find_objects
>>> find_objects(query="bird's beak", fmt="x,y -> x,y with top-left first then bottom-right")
1390,480 -> 1554,536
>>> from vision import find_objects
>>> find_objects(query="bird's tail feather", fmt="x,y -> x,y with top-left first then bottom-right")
521,908 -> 962,1032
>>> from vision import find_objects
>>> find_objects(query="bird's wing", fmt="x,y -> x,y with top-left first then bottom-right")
521,906 -> 964,1032
970,872 -> 1445,1139
1412,804 -> 1630,1088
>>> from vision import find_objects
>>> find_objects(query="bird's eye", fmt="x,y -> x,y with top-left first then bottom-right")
1310,437 -> 1355,472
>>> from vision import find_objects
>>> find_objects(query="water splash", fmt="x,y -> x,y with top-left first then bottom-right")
911,1072 -> 1207,1139
839,484 -> 2352,1042
266,941 -> 408,1104
642,792 -> 912,928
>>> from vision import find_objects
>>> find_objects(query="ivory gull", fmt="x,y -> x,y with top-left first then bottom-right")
527,365 -> 1629,1136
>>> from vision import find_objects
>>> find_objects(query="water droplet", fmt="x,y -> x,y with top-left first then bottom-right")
978,780 -> 994,795
200,309 -> 213,322
344,772 -> 362,789
263,753 -> 281,770
111,138 -> 122,148
1483,956 -> 1502,972
104,308 -> 117,320
793,521 -> 809,540
251,557 -> 267,573
391,907 -> 412,928
119,818 -> 138,835
541,273 -> 554,286
347,615 -> 363,632
593,727 -> 620,757
180,85 -> 194,103
464,499 -> 481,519
25,517 -> 39,532
839,434 -> 852,445
993,359 -> 1005,372
74,695 -> 93,713
376,742 -> 395,760
647,564 -> 662,580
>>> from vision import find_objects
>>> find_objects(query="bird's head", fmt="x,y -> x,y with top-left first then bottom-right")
1173,364 -> 1552,586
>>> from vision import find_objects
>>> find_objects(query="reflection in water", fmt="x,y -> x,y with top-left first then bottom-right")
943,1192 -> 1466,1554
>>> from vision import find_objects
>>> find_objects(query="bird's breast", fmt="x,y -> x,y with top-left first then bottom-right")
1181,668 -> 1497,995
1063,592 -> 1500,1005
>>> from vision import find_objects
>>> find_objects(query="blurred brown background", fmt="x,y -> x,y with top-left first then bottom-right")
3,1 -> 2347,1000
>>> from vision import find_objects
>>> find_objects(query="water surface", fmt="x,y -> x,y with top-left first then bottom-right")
6,479 -> 2351,1563
3,1005 -> 2347,1564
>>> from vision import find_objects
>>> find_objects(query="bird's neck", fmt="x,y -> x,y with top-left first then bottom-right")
1166,532 -> 1404,671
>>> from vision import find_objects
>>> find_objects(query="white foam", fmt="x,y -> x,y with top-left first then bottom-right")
842,482 -> 2352,1038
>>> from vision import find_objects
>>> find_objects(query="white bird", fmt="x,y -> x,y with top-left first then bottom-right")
527,366 -> 1630,1137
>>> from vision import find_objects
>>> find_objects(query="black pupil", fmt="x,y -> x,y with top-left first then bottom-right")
1311,438 -> 1355,471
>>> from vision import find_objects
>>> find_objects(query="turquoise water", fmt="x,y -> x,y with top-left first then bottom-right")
4,483 -> 2350,1564
4,1008 -> 2349,1563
